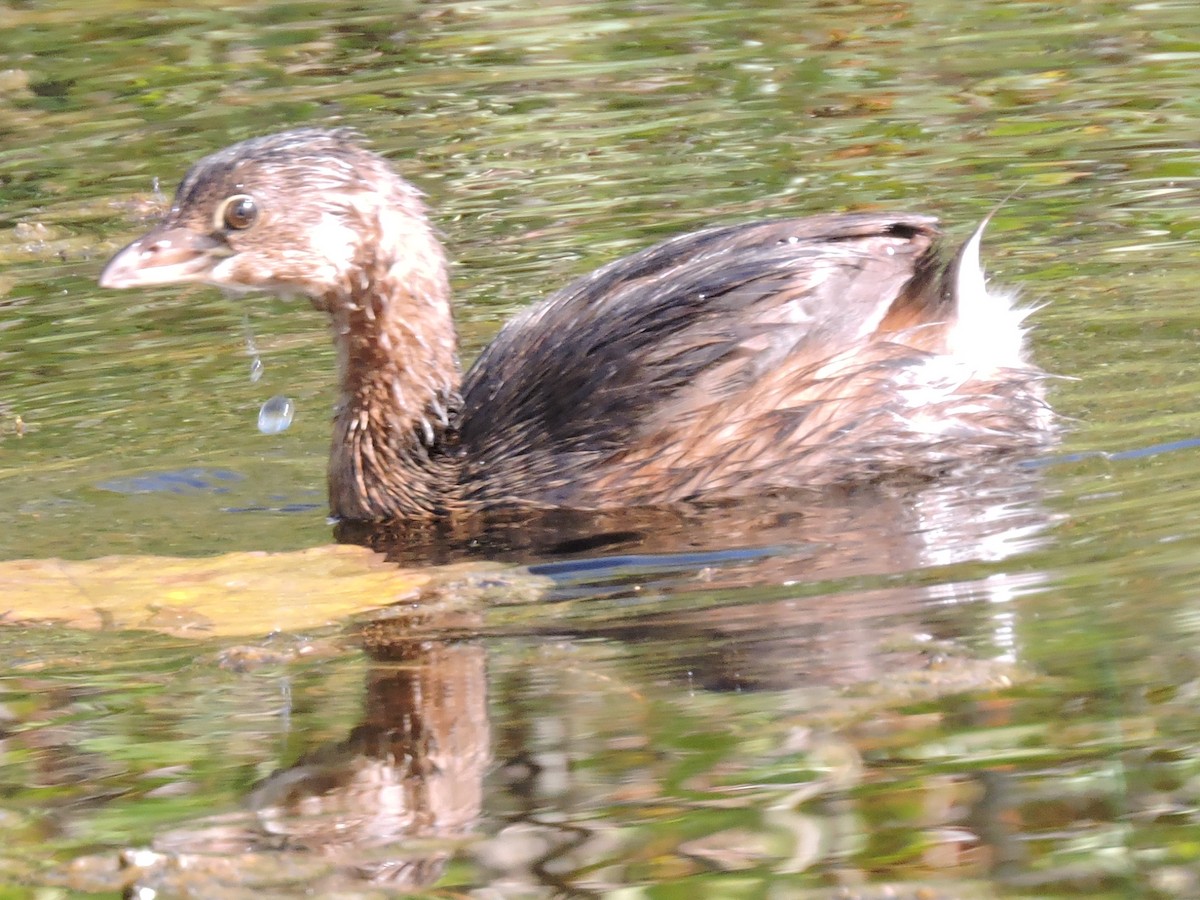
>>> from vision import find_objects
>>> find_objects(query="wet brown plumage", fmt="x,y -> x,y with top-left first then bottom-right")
99,128 -> 1053,522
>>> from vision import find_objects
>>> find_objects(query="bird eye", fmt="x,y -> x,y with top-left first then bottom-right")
218,194 -> 258,231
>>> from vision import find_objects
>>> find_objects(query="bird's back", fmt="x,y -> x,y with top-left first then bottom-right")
457,212 -> 1049,509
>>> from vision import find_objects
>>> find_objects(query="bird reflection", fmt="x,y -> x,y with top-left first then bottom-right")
113,464 -> 1055,895
121,608 -> 489,894
342,465 -> 1054,691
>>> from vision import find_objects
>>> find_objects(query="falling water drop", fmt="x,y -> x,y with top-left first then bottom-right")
258,396 -> 294,435
241,310 -> 295,433
242,311 -> 263,383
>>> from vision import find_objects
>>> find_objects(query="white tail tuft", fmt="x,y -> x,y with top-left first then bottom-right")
947,214 -> 1031,372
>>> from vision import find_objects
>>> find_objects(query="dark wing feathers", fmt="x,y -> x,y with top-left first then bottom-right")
457,213 -> 943,504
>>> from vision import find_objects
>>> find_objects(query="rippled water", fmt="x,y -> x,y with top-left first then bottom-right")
1,0 -> 1199,896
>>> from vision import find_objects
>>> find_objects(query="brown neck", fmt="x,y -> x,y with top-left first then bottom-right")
325,207 -> 463,521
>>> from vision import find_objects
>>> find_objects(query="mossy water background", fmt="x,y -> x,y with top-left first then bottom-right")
1,0 -> 1199,896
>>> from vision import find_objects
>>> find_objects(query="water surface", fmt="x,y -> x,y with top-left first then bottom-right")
1,0 -> 1199,896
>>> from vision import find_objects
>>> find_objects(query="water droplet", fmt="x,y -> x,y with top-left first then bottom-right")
242,311 -> 263,383
258,396 -> 294,435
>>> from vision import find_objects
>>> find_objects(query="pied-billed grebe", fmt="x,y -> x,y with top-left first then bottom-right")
99,129 -> 1052,522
